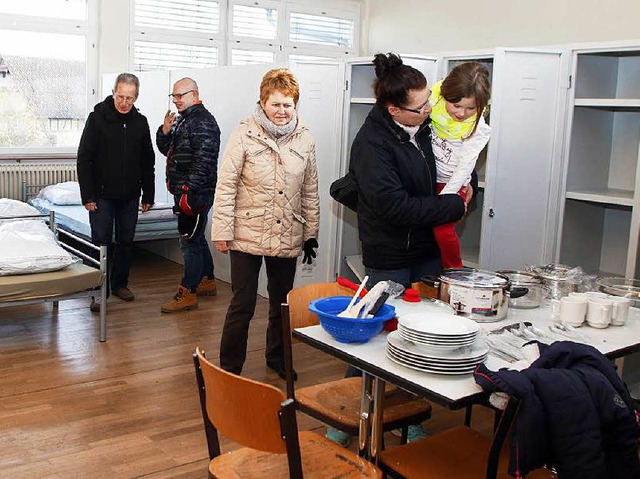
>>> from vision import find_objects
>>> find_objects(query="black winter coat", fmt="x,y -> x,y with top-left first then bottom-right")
474,341 -> 640,479
77,96 -> 155,205
349,105 -> 465,270
156,103 -> 220,197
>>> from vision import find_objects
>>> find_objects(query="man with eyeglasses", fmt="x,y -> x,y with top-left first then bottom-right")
77,73 -> 155,312
156,77 -> 221,313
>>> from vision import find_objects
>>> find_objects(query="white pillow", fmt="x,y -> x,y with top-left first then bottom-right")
0,198 -> 42,222
38,181 -> 82,205
0,220 -> 79,276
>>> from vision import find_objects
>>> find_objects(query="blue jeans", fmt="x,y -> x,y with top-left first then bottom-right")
89,197 -> 139,293
175,196 -> 214,291
345,256 -> 442,378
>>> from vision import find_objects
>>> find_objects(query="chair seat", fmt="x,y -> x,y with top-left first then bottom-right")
296,377 -> 432,435
379,427 -> 556,479
209,431 -> 382,478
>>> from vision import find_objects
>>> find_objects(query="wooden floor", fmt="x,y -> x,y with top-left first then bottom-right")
0,248 -> 493,478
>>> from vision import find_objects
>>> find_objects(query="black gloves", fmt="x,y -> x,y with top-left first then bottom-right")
302,238 -> 318,265
178,185 -> 206,216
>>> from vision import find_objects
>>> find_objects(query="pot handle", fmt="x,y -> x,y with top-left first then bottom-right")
508,287 -> 529,299
420,275 -> 440,289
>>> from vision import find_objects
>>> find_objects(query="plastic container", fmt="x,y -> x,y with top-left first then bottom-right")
308,296 -> 396,343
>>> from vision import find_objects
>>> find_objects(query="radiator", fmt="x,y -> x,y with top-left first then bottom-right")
0,161 -> 77,200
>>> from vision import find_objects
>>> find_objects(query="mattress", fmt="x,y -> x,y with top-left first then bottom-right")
30,199 -> 178,242
0,262 -> 103,303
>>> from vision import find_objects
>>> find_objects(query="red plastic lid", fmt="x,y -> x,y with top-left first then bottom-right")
402,288 -> 420,302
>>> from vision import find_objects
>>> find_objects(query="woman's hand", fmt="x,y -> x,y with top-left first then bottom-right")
215,241 -> 229,254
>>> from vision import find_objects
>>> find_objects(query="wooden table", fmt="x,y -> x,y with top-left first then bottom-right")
292,299 -> 640,462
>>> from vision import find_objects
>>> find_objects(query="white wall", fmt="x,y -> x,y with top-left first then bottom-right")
365,0 -> 640,54
99,0 -> 129,76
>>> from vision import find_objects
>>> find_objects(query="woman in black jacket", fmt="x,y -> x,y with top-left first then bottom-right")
351,53 -> 466,285
326,53 -> 468,447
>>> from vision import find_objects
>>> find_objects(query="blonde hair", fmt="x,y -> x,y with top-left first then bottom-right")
259,68 -> 300,106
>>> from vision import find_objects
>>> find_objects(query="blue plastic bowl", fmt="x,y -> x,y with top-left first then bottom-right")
308,296 -> 396,343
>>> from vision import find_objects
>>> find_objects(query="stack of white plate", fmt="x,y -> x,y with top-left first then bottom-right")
387,312 -> 488,375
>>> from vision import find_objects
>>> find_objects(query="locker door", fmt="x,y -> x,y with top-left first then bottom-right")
480,49 -> 568,271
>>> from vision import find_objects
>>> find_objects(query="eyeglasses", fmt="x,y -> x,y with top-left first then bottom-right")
113,94 -> 136,105
398,98 -> 430,115
169,90 -> 194,100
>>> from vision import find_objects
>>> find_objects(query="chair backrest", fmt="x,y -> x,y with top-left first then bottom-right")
193,347 -> 289,454
411,281 -> 439,299
286,282 -> 353,329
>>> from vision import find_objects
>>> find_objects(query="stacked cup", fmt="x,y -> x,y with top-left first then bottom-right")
559,295 -> 588,327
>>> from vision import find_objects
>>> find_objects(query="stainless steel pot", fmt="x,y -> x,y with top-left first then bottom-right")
421,268 -> 528,322
530,264 -> 578,300
496,270 -> 545,309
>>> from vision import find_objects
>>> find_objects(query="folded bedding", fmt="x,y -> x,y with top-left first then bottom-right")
0,198 -> 42,220
37,181 -> 82,205
0,220 -> 79,276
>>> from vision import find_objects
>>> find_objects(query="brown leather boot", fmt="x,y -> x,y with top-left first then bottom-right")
196,277 -> 217,296
161,285 -> 198,313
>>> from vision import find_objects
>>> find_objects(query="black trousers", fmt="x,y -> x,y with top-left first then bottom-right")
219,250 -> 297,375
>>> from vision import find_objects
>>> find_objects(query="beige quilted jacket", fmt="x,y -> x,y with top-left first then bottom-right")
211,115 -> 319,258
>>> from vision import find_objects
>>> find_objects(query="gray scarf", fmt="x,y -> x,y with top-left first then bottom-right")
253,103 -> 298,145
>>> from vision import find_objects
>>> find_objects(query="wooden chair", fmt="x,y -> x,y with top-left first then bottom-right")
378,396 -> 556,479
281,282 -> 433,446
193,347 -> 382,478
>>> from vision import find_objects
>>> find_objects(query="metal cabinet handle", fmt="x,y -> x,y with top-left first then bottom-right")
488,208 -> 495,218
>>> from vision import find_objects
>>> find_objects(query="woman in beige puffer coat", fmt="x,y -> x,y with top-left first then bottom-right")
212,68 -> 319,378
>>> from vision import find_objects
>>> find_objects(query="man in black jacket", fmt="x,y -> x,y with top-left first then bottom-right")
77,73 -> 155,312
156,77 -> 220,313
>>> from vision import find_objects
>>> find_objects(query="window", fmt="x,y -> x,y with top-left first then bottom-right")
0,1 -> 96,153
131,0 -> 221,70
131,1 -> 361,69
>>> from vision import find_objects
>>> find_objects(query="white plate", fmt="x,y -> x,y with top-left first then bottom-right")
388,330 -> 489,361
386,350 -> 480,375
387,342 -> 487,365
398,312 -> 480,337
398,324 -> 479,340
387,345 -> 487,367
398,332 -> 477,349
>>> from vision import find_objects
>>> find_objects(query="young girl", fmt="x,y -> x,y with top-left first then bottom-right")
430,61 -> 491,269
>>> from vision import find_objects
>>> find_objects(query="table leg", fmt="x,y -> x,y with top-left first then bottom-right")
369,377 -> 386,464
358,373 -> 373,458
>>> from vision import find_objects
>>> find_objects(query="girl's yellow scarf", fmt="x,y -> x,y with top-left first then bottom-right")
429,80 -> 477,141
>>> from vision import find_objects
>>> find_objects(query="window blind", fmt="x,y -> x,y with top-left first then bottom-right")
135,0 -> 219,34
134,40 -> 218,71
232,4 -> 278,40
289,12 -> 353,48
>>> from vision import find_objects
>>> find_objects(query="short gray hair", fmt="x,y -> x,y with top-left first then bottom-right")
114,73 -> 140,96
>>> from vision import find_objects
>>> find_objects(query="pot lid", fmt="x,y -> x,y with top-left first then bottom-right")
439,268 -> 508,288
496,270 -> 543,285
530,263 -> 575,281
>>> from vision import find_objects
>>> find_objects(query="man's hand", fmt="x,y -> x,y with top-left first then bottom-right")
162,110 -> 176,135
215,241 -> 229,254
84,201 -> 97,212
141,203 -> 152,213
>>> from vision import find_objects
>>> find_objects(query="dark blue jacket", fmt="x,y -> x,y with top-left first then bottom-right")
349,105 -> 465,270
475,341 -> 640,479
156,103 -> 220,197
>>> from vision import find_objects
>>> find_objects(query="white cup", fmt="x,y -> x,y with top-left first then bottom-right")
559,296 -> 587,326
586,297 -> 613,328
569,292 -> 589,301
609,297 -> 631,326
585,291 -> 609,300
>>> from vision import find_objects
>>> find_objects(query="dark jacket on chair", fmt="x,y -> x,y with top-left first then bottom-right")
349,105 -> 465,270
475,341 -> 640,479
77,96 -> 155,205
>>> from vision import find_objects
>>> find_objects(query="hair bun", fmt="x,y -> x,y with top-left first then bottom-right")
373,52 -> 404,79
